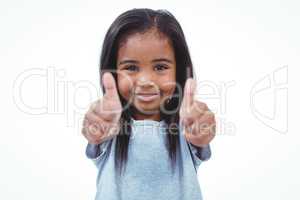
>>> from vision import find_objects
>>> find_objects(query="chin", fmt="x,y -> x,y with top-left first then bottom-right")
136,106 -> 160,114
133,103 -> 159,114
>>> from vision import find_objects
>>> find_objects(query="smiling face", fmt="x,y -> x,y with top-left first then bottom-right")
116,29 -> 176,121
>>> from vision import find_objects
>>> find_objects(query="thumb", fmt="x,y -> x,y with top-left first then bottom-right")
180,78 -> 196,126
102,72 -> 120,101
181,78 -> 196,111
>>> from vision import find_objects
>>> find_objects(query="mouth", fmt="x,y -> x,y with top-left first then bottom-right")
134,93 -> 160,102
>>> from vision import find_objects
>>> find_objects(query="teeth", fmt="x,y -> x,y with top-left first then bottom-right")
135,94 -> 159,102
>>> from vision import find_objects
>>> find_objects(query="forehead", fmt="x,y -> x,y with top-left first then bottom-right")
117,30 -> 175,61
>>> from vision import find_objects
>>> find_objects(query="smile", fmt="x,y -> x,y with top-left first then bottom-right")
135,93 -> 160,102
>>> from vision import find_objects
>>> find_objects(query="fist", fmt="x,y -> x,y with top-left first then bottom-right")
82,72 -> 122,144
179,78 -> 216,147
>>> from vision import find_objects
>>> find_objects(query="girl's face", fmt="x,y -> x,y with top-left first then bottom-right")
116,29 -> 176,121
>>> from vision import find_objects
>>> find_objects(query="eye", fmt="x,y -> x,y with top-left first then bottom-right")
154,64 -> 168,71
124,65 -> 139,72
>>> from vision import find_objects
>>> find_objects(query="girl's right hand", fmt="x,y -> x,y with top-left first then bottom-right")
82,72 -> 122,145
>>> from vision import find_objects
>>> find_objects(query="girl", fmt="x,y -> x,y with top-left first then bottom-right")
82,8 -> 216,200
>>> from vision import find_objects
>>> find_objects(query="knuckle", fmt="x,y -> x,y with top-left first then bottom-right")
81,126 -> 87,136
82,117 -> 89,127
90,99 -> 101,112
90,100 -> 98,109
199,102 -> 208,110
195,101 -> 208,110
84,112 -> 92,121
193,102 -> 205,113
88,123 -> 101,135
205,111 -> 215,120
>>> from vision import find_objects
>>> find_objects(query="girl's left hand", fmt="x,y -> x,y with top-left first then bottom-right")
179,78 -> 216,147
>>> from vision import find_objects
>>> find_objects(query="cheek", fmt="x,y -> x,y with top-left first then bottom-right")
162,68 -> 176,95
117,75 -> 133,100
158,77 -> 176,96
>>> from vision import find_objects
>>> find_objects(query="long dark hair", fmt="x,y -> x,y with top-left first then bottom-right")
99,8 -> 194,176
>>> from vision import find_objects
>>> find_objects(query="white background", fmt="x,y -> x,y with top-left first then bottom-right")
1,0 -> 299,199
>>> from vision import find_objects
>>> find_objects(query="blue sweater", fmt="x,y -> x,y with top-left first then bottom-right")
86,119 -> 211,200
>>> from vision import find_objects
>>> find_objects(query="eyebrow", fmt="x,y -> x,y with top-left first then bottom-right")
118,58 -> 174,65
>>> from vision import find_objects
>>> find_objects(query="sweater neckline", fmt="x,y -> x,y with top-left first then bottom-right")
130,118 -> 167,127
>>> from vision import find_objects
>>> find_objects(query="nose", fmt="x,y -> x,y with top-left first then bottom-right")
136,73 -> 155,88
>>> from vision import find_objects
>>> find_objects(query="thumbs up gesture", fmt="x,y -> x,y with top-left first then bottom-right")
179,78 -> 216,147
82,72 -> 122,144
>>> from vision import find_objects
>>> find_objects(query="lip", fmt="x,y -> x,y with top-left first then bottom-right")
135,93 -> 160,102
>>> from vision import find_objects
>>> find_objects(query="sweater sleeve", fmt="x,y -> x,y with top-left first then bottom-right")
190,143 -> 211,161
186,143 -> 211,170
85,139 -> 112,167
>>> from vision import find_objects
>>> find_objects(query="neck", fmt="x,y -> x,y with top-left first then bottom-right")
133,112 -> 161,121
